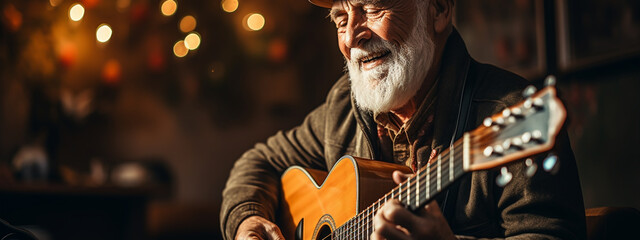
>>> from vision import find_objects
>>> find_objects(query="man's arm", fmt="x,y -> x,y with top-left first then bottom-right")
220,104 -> 329,239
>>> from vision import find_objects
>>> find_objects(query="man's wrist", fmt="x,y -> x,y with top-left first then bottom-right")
224,202 -> 271,240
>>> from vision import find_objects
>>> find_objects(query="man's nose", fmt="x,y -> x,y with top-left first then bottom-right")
344,15 -> 371,49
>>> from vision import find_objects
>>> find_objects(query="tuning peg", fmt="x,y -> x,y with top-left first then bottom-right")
545,75 -> 557,86
521,132 -> 532,144
532,98 -> 544,109
501,139 -> 512,150
510,107 -> 523,117
483,117 -> 493,127
483,146 -> 493,157
482,116 -> 505,131
531,130 -> 543,141
502,109 -> 511,117
543,154 -> 559,174
523,85 -> 537,98
496,167 -> 513,187
502,109 -> 517,124
493,145 -> 504,155
525,158 -> 537,177
511,137 -> 523,148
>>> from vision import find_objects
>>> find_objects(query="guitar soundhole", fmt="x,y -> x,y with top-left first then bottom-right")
315,224 -> 332,240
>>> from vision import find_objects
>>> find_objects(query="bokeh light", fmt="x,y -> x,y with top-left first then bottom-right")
102,59 -> 122,85
3,4 -> 22,32
184,32 -> 201,50
116,0 -> 131,10
173,40 -> 188,57
50,0 -> 64,7
69,3 -> 85,22
161,0 -> 177,16
179,15 -> 197,33
96,24 -> 113,43
245,13 -> 265,31
221,0 -> 239,13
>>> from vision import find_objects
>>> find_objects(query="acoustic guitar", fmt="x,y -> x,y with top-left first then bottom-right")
278,77 -> 566,240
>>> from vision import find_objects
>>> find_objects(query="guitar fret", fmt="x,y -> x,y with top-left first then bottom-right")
437,154 -> 442,191
356,214 -> 360,239
367,207 -> 371,239
427,164 -> 431,201
406,178 -> 410,204
416,171 -> 420,206
449,146 -> 454,182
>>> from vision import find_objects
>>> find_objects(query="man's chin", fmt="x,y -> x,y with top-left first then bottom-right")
359,71 -> 389,87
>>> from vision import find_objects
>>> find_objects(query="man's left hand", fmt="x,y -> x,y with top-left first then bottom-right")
371,171 -> 457,240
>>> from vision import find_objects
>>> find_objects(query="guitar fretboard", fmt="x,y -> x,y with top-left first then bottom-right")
330,141 -> 467,240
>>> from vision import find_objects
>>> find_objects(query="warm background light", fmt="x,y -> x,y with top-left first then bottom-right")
96,24 -> 113,43
221,0 -> 239,13
246,13 -> 265,31
179,15 -> 197,33
161,0 -> 177,16
50,0 -> 63,7
69,3 -> 85,22
184,32 -> 201,50
173,40 -> 188,57
117,0 -> 131,10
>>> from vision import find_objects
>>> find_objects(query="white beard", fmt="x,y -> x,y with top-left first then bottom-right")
347,6 -> 435,114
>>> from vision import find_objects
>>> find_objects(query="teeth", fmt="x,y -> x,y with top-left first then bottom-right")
360,51 -> 388,63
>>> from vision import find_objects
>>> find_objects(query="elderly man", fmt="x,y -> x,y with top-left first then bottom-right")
221,0 -> 586,239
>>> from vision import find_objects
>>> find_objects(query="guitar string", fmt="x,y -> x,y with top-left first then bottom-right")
325,118 -> 520,239
335,153 -> 463,240
326,148 -> 465,240
329,146 -> 464,240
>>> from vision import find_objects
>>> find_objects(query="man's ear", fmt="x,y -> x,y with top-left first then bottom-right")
431,0 -> 453,34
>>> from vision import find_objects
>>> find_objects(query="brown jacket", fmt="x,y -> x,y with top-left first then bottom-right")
220,30 -> 586,239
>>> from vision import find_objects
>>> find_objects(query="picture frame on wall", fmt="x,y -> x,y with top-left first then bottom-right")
454,0 -> 546,79
556,0 -> 640,72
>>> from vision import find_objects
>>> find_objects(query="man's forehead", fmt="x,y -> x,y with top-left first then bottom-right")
328,0 -> 385,19
311,0 -> 383,9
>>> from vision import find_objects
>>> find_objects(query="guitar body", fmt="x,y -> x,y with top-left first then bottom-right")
278,156 -> 411,240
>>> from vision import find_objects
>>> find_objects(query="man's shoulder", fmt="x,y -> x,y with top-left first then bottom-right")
324,74 -> 353,107
471,62 -> 531,106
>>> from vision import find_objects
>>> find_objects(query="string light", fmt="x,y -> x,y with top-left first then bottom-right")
69,3 -> 85,21
96,24 -> 113,43
173,40 -> 188,57
184,32 -> 201,50
221,0 -> 239,13
50,0 -> 63,7
117,0 -> 131,10
245,13 -> 265,31
161,0 -> 177,16
179,15 -> 196,33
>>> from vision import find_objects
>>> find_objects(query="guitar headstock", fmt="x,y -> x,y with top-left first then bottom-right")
466,76 -> 566,171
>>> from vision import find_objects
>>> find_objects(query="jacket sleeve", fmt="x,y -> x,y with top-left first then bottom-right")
219,79 -> 351,240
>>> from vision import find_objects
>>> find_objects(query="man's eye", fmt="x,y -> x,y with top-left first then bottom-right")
365,9 -> 383,18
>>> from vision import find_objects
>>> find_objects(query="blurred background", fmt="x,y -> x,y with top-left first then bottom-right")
0,0 -> 638,239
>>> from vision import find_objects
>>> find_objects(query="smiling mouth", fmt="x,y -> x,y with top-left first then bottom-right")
360,51 -> 391,64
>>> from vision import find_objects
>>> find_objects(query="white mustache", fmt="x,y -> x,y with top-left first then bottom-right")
349,39 -> 393,63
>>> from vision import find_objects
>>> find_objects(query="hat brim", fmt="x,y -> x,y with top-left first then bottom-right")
309,0 -> 333,8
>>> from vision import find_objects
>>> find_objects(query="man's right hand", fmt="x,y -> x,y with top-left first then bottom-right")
235,216 -> 285,240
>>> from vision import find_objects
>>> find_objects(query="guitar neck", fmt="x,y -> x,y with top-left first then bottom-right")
331,138 -> 468,239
